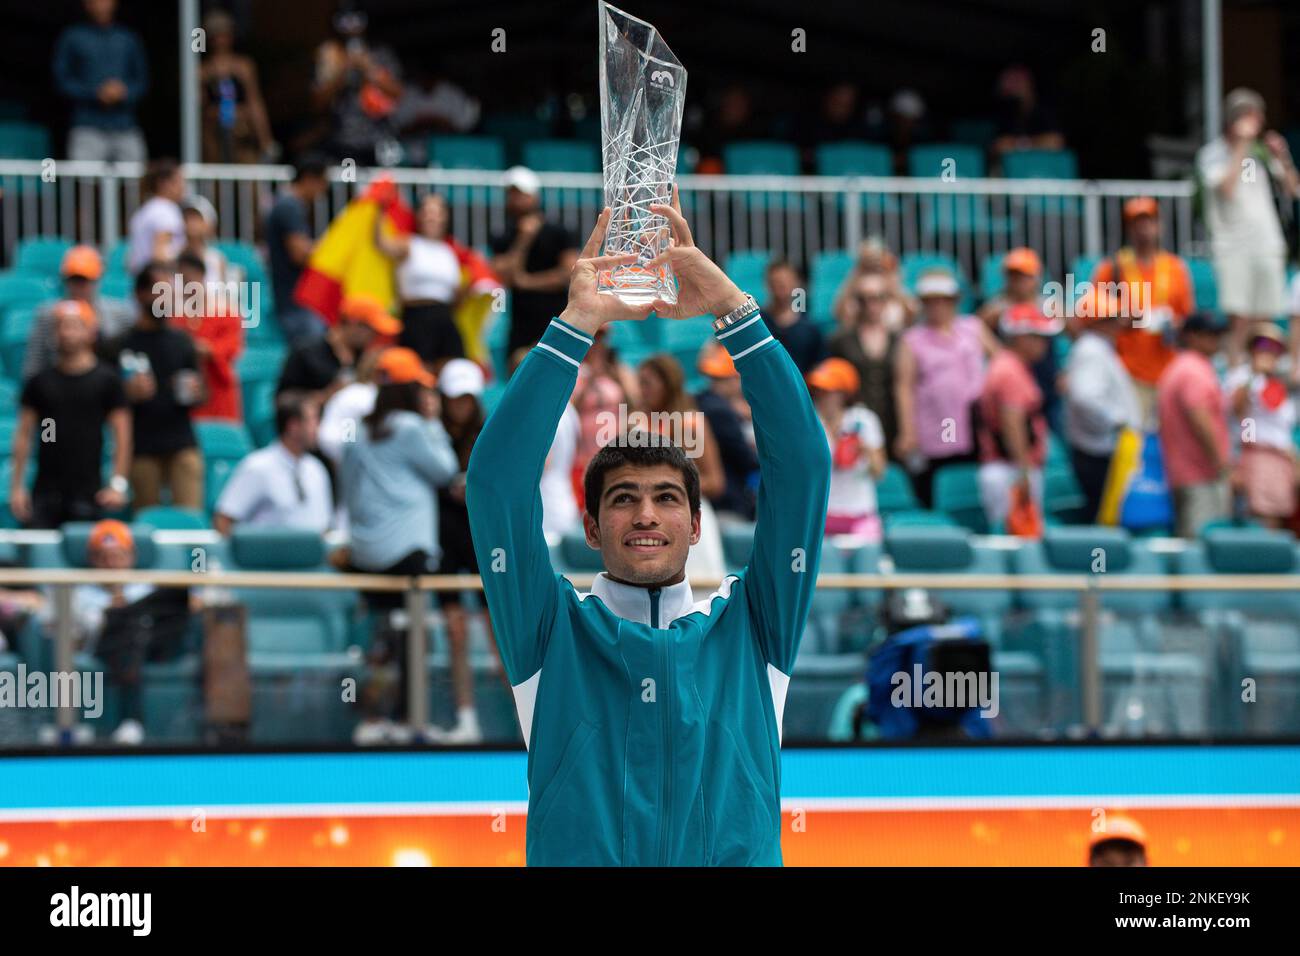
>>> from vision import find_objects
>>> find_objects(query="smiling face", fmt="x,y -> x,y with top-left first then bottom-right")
584,463 -> 700,586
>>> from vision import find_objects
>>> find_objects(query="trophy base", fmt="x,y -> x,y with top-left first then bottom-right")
597,286 -> 677,307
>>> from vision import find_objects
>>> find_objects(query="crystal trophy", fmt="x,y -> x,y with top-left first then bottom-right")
597,1 -> 687,305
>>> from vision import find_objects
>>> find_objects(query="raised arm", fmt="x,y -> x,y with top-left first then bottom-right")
646,193 -> 831,674
466,209 -> 651,685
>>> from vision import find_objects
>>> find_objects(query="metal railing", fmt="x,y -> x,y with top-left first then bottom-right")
0,160 -> 1202,291
0,565 -> 1291,746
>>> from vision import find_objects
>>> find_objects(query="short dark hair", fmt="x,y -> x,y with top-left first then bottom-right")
134,261 -> 172,295
292,154 -> 328,183
363,381 -> 422,441
141,158 -> 180,196
176,250 -> 206,274
583,437 -> 700,522
275,390 -> 314,436
765,258 -> 803,282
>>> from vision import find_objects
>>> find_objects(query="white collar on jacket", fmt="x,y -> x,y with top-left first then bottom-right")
587,572 -> 696,629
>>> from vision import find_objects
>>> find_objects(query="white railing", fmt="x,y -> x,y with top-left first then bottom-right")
0,160 -> 1202,291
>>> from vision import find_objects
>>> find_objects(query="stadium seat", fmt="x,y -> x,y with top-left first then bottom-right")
1185,256 -> 1218,311
932,462 -> 987,533
133,506 -> 210,530
723,141 -> 801,212
0,273 -> 55,312
105,241 -> 130,276
235,343 -> 287,386
196,420 -> 253,460
815,141 -> 892,177
907,143 -> 986,180
949,118 -> 998,149
13,237 -> 74,277
907,144 -> 1012,237
1043,463 -> 1088,525
1177,528 -> 1300,734
522,138 -> 598,173
876,463 -> 920,514
428,134 -> 506,171
480,112 -> 554,166
1069,254 -> 1103,286
0,305 -> 38,379
1013,526 -> 1210,735
724,250 -> 773,297
1002,148 -> 1078,180
809,250 -> 854,326
0,121 -> 51,159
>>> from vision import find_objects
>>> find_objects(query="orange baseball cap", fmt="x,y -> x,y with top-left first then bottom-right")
339,293 -> 402,335
1088,813 -> 1148,851
88,519 -> 134,553
1003,247 -> 1042,277
52,298 -> 97,329
375,347 -> 436,388
61,245 -> 104,280
697,342 -> 737,378
806,357 -> 861,395
1123,197 -> 1158,221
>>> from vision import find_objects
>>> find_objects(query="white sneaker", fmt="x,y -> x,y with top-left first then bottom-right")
384,722 -> 415,744
440,711 -> 483,745
111,719 -> 145,746
352,719 -> 392,746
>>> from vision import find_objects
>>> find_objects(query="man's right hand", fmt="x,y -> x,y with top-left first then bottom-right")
646,188 -> 746,320
124,372 -> 156,402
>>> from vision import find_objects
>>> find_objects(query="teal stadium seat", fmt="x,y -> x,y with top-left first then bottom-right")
1176,528 -> 1300,734
724,250 -> 773,299
907,144 -> 999,237
133,506 -> 210,530
1013,526 -> 1211,736
0,305 -> 38,379
809,250 -> 855,328
815,142 -> 896,216
876,463 -> 920,514
932,462 -> 987,533
0,121 -> 51,159
227,527 -> 362,743
723,141 -> 801,212
429,135 -> 507,207
1184,256 -> 1218,312
13,238 -> 74,277
522,139 -> 599,210
1002,149 -> 1081,216
480,113 -> 554,166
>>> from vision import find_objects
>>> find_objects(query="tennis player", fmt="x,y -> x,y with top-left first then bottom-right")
466,194 -> 831,865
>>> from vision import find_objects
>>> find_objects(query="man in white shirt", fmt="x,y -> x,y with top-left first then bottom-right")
1065,291 -> 1143,522
1195,88 -> 1300,365
214,391 -> 333,534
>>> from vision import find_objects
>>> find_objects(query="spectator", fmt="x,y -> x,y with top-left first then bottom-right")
276,292 -> 399,401
431,359 -> 497,744
1195,88 -> 1300,366
570,326 -> 639,507
1090,197 -> 1195,424
1088,814 -> 1149,867
53,0 -> 149,162
797,82 -> 866,161
199,9 -> 275,164
883,88 -> 934,173
894,269 -> 998,508
762,259 -> 824,374
341,347 -> 458,744
170,251 -> 244,421
214,391 -> 332,534
311,7 -> 403,165
978,247 -> 1060,433
266,156 -> 330,345
691,84 -> 762,173
1063,291 -> 1143,522
489,167 -> 579,358
21,245 -> 133,383
181,195 -> 234,284
1227,325 -> 1297,529
374,192 -> 464,362
833,237 -> 917,331
9,300 -> 130,529
991,65 -> 1064,160
113,263 -> 206,510
1157,312 -> 1232,538
636,354 -> 727,577
695,343 -> 758,522
808,358 -> 886,541
393,62 -> 480,165
53,520 -> 190,745
828,270 -> 901,454
126,159 -> 186,274
976,304 -> 1061,531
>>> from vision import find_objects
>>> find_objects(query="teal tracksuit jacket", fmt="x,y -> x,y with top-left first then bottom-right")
465,312 -> 831,866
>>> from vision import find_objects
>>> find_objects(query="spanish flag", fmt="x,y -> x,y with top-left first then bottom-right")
294,178 -> 500,363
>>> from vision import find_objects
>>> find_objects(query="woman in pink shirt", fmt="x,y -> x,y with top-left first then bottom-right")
894,269 -> 999,507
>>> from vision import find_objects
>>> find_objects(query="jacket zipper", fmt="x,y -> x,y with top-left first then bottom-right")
649,587 -> 674,866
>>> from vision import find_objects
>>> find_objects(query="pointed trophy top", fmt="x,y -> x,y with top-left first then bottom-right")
598,1 -> 682,70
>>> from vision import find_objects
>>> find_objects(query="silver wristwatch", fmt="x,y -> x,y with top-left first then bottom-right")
712,293 -> 760,333
109,475 -> 129,495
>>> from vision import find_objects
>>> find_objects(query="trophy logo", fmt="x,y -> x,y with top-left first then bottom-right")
597,2 -> 688,305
